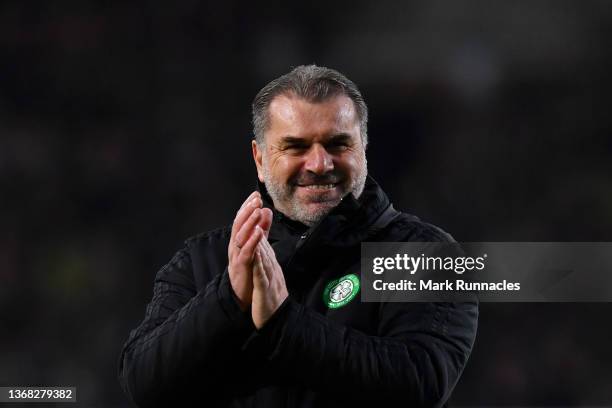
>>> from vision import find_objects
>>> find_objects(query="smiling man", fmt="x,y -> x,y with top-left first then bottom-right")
254,93 -> 367,226
119,65 -> 478,407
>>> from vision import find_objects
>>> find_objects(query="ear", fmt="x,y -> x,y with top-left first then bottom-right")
252,139 -> 265,183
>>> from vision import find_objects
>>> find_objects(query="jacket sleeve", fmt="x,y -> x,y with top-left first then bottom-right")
246,297 -> 478,407
118,247 -> 254,406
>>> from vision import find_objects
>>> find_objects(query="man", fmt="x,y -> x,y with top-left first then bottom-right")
118,65 -> 478,407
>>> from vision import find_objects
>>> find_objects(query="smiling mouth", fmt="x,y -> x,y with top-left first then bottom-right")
299,184 -> 338,190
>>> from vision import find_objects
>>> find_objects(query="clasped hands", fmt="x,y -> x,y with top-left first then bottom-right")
228,191 -> 289,329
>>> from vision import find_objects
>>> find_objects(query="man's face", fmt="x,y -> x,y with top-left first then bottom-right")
252,93 -> 368,226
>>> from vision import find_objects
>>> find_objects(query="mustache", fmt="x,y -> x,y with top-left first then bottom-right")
292,172 -> 343,186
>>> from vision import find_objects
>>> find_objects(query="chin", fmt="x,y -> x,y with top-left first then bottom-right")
294,201 -> 339,225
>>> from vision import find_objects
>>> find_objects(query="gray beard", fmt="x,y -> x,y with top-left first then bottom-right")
262,157 -> 368,226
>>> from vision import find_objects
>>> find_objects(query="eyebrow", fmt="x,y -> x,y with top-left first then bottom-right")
326,133 -> 352,143
279,133 -> 353,145
279,136 -> 307,145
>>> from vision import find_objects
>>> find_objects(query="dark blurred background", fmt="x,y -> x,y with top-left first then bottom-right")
1,1 -> 611,406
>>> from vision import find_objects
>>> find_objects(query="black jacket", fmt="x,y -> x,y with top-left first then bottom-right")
118,177 -> 478,407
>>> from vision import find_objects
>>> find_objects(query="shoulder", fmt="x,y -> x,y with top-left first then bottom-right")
182,226 -> 233,289
184,225 -> 232,249
387,211 -> 456,243
152,226 -> 232,290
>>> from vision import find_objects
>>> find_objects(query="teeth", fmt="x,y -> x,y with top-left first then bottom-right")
304,184 -> 335,190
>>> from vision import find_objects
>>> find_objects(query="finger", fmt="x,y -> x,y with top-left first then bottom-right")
238,223 -> 264,262
232,196 -> 261,234
260,236 -> 277,262
231,203 -> 257,243
257,239 -> 276,281
261,238 -> 285,285
258,208 -> 273,238
253,249 -> 269,290
231,193 -> 262,239
235,208 -> 262,248
239,191 -> 261,212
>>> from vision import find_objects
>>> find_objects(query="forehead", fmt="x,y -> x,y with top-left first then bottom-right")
266,93 -> 359,140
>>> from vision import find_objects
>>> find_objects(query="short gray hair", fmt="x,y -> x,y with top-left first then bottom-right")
252,65 -> 368,147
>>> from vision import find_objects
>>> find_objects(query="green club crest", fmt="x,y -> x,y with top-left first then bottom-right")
323,274 -> 360,309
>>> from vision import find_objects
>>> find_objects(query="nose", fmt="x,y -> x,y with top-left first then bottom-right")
304,144 -> 334,175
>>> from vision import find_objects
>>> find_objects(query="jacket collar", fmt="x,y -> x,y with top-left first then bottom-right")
257,175 -> 393,247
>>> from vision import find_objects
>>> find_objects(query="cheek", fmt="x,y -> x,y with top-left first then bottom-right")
270,155 -> 303,182
336,151 -> 364,175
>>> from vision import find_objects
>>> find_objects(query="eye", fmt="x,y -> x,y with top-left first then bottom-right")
284,144 -> 308,154
326,141 -> 350,152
